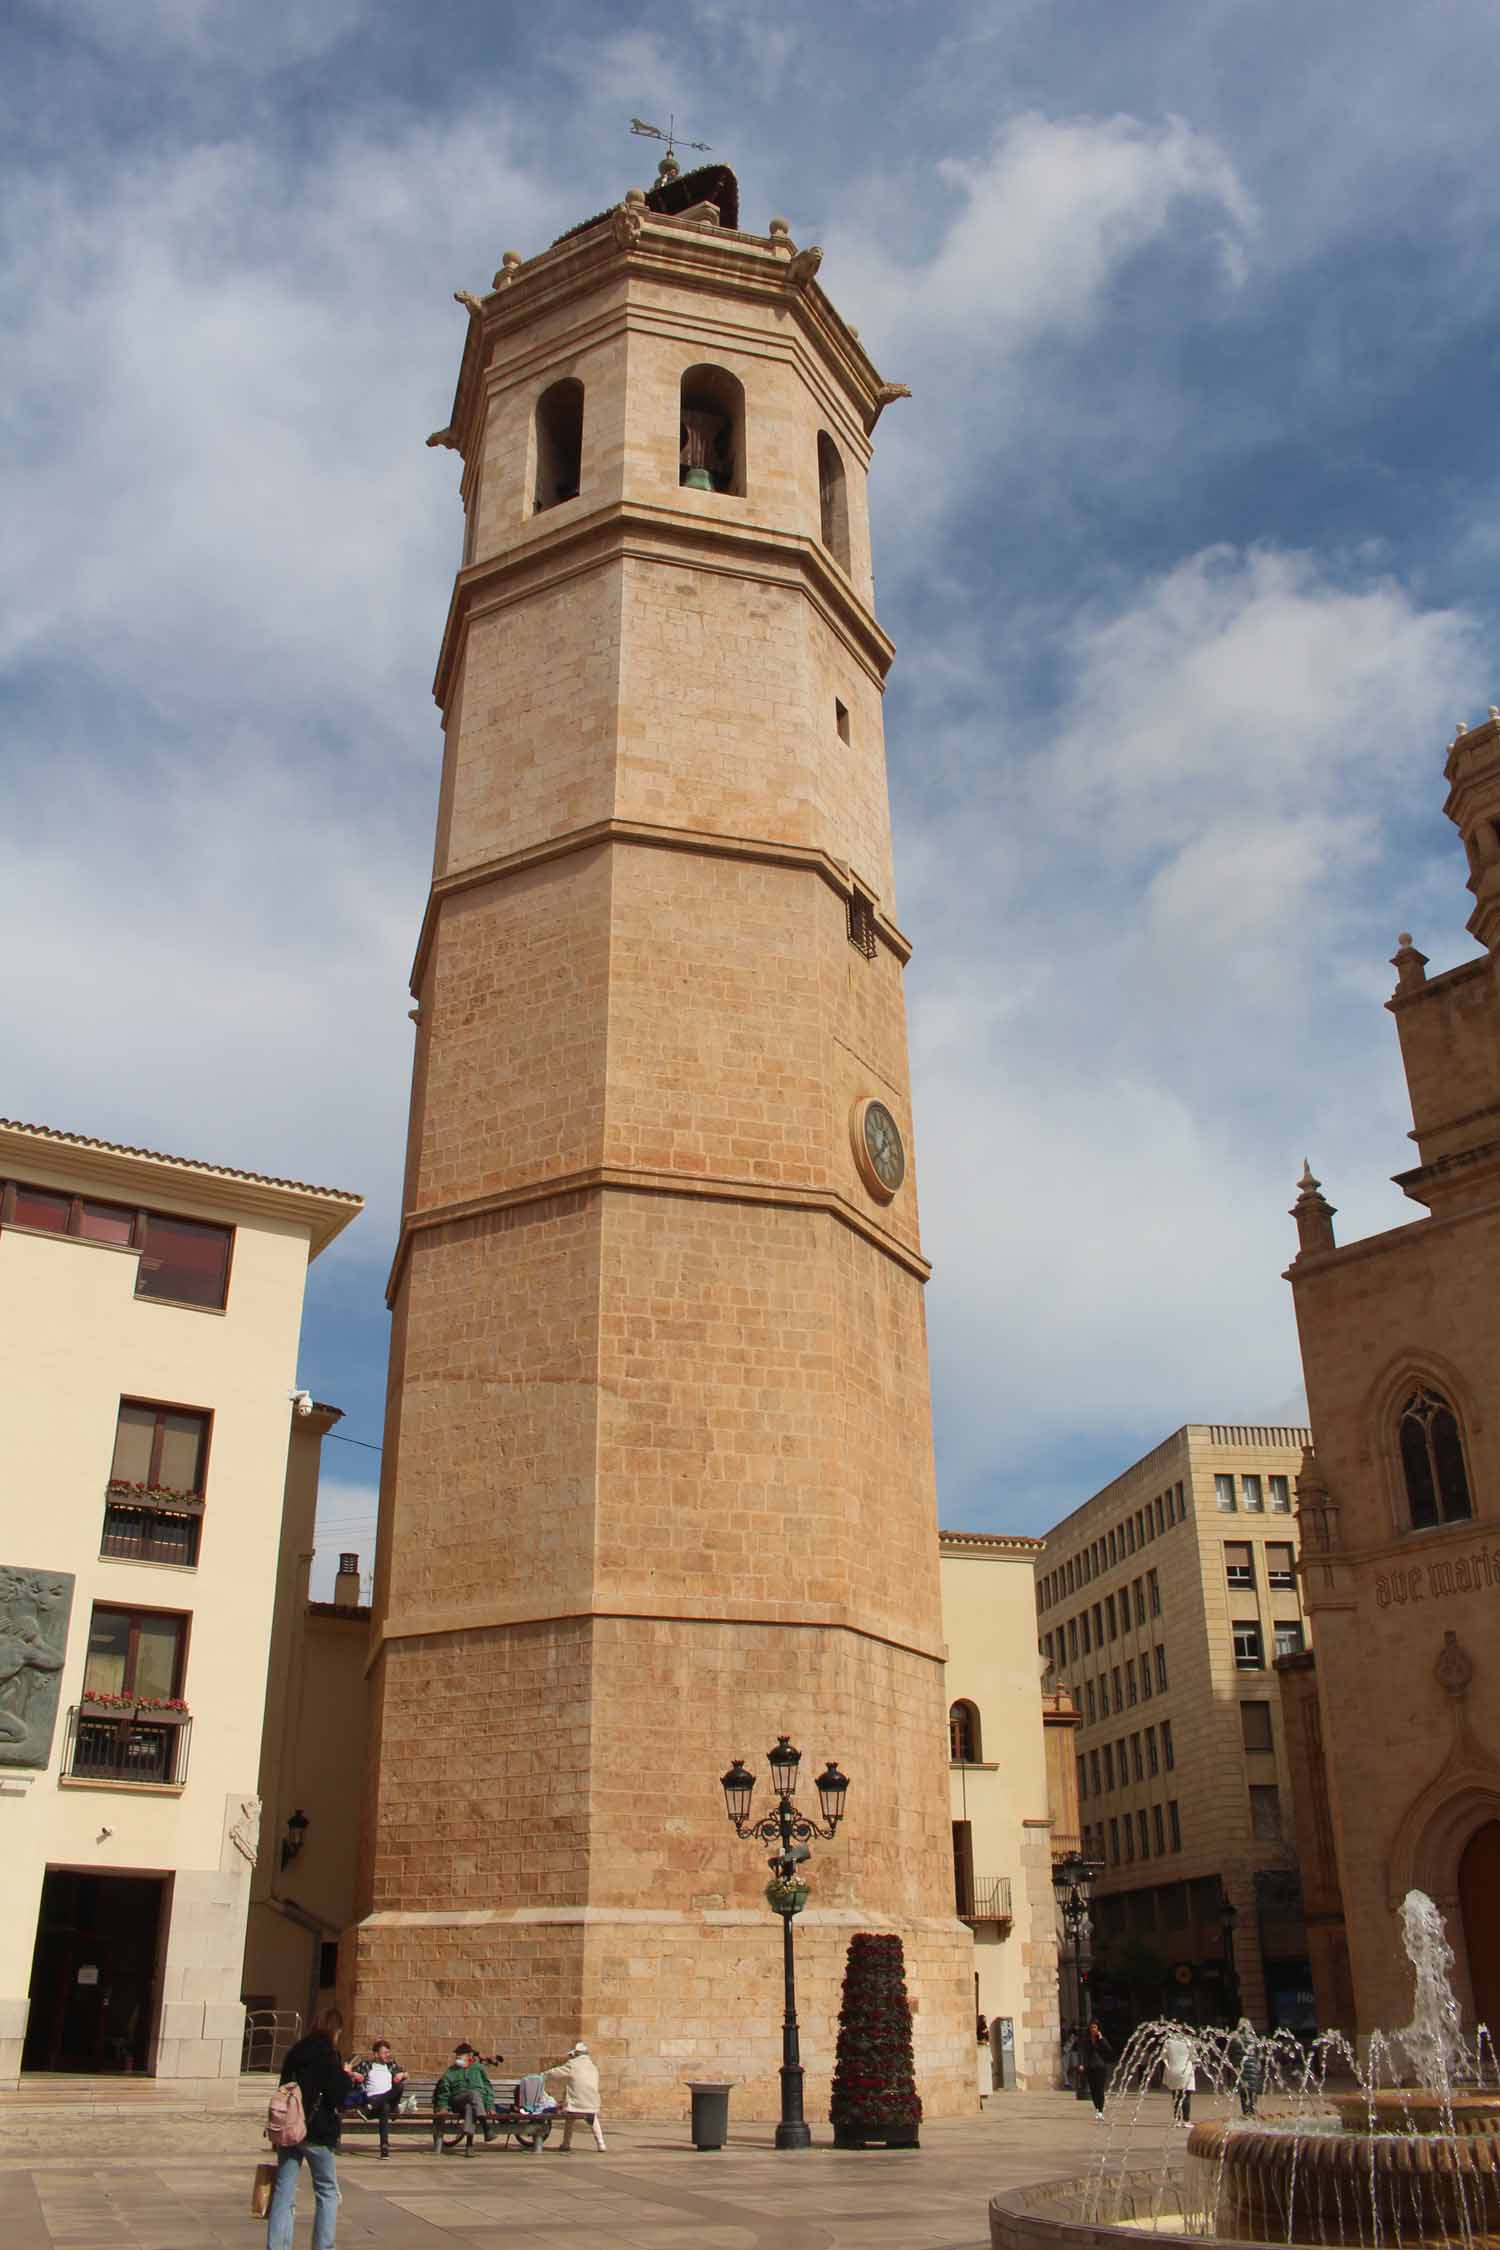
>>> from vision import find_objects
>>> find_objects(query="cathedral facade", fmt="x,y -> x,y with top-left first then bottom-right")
346,164 -> 974,2118
1282,709 -> 1500,2044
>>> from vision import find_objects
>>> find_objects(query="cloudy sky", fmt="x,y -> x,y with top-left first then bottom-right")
6,0 -> 1498,1586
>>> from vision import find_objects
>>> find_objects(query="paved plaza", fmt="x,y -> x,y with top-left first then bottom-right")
0,2082 -> 1223,2250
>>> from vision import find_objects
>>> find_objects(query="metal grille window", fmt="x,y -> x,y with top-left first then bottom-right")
846,889 -> 877,958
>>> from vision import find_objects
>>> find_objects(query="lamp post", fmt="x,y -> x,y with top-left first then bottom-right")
1219,1891 -> 1241,2021
1051,1850 -> 1101,2035
720,1736 -> 850,2150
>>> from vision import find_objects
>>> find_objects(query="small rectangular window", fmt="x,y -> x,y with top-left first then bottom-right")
1140,1655 -> 1153,1700
1068,1618 -> 1079,1661
1093,1603 -> 1103,1644
1109,1816 -> 1120,1865
9,1184 -> 73,1232
1126,1659 -> 1137,1705
1082,1612 -> 1091,1654
1153,1803 -> 1166,1854
1154,1644 -> 1168,1691
1103,1743 -> 1115,1789
1134,1579 -> 1146,1626
1240,1700 -> 1274,1753
1131,1731 -> 1143,1781
1112,1665 -> 1123,1709
846,889 -> 877,959
1215,1474 -> 1237,1512
1168,1799 -> 1182,1851
1105,1594 -> 1117,1640
1147,1567 -> 1161,1617
1154,1495 -> 1164,1533
1162,1718 -> 1174,1771
84,1605 -> 187,1701
135,1213 -> 231,1310
1098,1672 -> 1109,1717
1085,1679 -> 1096,1723
1108,1529 -> 1118,1564
1242,1474 -> 1264,1512
1146,1725 -> 1159,1776
1137,1809 -> 1149,1858
1091,1749 -> 1102,1795
1273,1620 -> 1305,1659
835,698 -> 850,743
1225,1541 -> 1254,1589
1267,1543 -> 1296,1589
1249,1783 -> 1282,1841
1233,1619 -> 1264,1670
1268,1475 -> 1291,1513
1123,1814 -> 1135,1862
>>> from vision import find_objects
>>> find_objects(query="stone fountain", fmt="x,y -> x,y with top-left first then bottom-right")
989,1890 -> 1500,2249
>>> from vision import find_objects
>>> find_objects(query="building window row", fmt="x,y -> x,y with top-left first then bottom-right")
1037,1483 -> 1186,1612
1039,1572 -> 1163,1677
1214,1471 -> 1292,1514
1,1177 -> 233,1311
1084,1799 -> 1181,1868
1224,1538 -> 1297,1592
528,367 -> 853,571
1080,1719 -> 1174,1802
1233,1618 -> 1304,1669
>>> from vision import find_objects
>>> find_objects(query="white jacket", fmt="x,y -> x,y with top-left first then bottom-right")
1161,2034 -> 1194,2091
544,2053 -> 601,2110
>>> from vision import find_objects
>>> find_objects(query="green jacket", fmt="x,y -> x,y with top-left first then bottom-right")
435,2060 -> 494,2111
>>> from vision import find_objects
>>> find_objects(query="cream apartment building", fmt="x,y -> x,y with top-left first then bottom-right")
1035,1425 -> 1313,2035
941,1530 -> 1077,2091
0,1118 -> 359,2084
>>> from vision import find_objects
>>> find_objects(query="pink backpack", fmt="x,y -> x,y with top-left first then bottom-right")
265,2078 -> 307,2149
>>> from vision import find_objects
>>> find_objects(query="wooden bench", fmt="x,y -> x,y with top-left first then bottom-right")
341,2075 -> 593,2153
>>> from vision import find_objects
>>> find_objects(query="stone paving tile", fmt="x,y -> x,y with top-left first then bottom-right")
0,2090 -> 1219,2247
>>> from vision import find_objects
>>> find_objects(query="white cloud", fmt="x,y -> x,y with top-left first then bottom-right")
28,0 -> 366,69
906,545 -> 1485,1519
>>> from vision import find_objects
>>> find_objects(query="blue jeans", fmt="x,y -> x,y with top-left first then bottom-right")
267,2141 -> 339,2250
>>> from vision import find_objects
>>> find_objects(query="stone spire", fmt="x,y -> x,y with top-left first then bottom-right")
1290,1159 -> 1337,1256
1390,931 -> 1429,995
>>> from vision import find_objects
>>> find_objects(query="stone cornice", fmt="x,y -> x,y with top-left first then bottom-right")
432,499 -> 894,710
1285,1185 -> 1500,1284
410,817 -> 912,994
384,1161 -> 932,1304
365,1595 -> 946,1671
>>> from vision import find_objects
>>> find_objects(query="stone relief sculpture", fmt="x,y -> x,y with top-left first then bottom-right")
0,1566 -> 74,1767
228,1794 -> 262,1867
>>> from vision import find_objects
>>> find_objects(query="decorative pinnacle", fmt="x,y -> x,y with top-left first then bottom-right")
1291,1159 -> 1337,1255
1297,1158 -> 1319,1194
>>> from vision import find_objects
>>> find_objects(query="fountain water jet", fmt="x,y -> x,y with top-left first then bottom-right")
989,1889 -> 1500,2249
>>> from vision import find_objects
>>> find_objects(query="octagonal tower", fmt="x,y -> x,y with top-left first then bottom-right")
350,165 -> 974,2119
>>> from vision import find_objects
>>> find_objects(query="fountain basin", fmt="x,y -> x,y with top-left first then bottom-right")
1188,2116 -> 1500,2244
1329,2087 -> 1500,2137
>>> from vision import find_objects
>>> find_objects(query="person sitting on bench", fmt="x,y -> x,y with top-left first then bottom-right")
353,2040 -> 407,2159
433,2042 -> 496,2156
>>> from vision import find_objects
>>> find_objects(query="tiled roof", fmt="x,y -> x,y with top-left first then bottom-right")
0,1117 -> 362,1206
939,1528 -> 1045,1553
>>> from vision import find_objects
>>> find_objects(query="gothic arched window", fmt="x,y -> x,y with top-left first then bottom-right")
817,432 -> 850,570
679,364 -> 746,496
533,378 -> 584,512
1398,1386 -> 1473,1530
949,1700 -> 981,1763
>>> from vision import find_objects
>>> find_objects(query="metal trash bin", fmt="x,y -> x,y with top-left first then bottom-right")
686,2080 -> 735,2149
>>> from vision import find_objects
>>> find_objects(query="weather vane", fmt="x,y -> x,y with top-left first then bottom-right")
630,115 -> 710,178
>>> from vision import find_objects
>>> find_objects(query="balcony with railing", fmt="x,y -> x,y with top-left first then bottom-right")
62,1704 -> 192,1787
957,1874 -> 1013,1925
100,1482 -> 204,1567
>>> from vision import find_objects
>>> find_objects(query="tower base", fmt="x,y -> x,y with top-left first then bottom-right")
346,1905 -> 976,2121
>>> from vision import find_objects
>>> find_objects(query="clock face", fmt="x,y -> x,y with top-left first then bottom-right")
861,1100 -> 905,1195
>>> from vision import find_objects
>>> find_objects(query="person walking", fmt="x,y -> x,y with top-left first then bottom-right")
1162,2026 -> 1195,2126
433,2043 -> 496,2157
1082,2020 -> 1114,2119
1061,2026 -> 1080,2091
267,2008 -> 352,2250
1229,2018 -> 1264,2118
354,2039 -> 407,2158
542,2040 -> 607,2150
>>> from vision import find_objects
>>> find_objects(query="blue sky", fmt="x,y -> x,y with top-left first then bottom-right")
6,0 -> 1500,1588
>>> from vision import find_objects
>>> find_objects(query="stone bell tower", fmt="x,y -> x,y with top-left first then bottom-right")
351,159 -> 974,2119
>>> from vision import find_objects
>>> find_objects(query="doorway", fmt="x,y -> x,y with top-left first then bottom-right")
23,1869 -> 168,2073
1460,1822 -> 1500,2033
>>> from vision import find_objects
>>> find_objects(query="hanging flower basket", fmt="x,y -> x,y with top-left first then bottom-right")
765,1877 -> 810,1917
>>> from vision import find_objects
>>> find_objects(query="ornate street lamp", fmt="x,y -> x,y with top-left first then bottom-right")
280,1807 -> 310,1869
1051,1850 -> 1102,2034
721,1736 -> 850,2150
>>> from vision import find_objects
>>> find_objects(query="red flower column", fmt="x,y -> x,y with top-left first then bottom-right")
830,1933 -> 924,2148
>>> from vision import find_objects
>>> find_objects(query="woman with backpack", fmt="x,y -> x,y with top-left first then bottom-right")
266,2007 -> 354,2249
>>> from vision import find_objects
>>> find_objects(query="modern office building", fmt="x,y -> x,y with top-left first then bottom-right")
1034,1424 -> 1314,2034
0,1117 -> 359,2084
